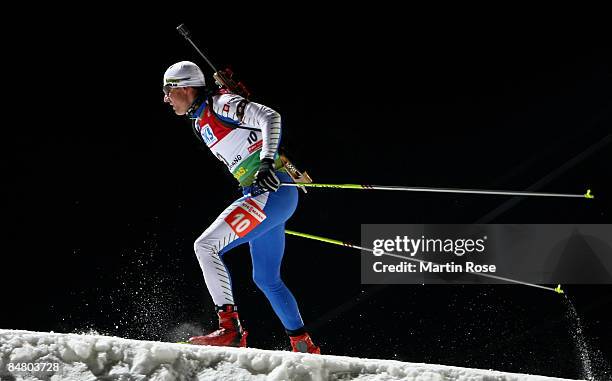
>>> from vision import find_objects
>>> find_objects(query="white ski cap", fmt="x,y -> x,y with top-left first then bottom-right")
163,61 -> 205,87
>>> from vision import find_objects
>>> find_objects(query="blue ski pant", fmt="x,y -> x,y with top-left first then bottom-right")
193,172 -> 304,330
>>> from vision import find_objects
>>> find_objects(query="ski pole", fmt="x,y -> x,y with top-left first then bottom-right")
285,229 -> 565,294
280,183 -> 594,200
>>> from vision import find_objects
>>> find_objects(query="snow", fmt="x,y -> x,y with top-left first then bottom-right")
0,329 -> 580,381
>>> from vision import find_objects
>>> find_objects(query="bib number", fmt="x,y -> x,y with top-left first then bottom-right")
224,199 -> 267,237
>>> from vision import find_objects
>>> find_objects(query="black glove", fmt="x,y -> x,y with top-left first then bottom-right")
255,158 -> 281,192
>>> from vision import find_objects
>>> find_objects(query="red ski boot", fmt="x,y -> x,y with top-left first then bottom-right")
290,332 -> 321,354
188,306 -> 248,347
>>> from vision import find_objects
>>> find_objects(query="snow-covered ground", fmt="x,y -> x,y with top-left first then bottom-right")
0,329 -> 580,381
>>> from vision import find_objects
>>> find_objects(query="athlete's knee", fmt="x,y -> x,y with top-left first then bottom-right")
253,273 -> 284,293
194,233 -> 216,257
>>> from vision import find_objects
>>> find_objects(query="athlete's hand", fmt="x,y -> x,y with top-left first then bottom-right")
255,158 -> 281,192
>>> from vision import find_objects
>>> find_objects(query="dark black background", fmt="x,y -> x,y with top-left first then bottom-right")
2,7 -> 611,380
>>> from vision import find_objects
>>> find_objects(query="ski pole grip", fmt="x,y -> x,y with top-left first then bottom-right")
250,184 -> 266,197
177,24 -> 191,39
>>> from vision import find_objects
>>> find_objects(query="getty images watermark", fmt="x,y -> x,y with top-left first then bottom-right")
371,234 -> 494,274
361,224 -> 612,285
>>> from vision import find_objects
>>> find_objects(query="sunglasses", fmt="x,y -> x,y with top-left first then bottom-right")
162,84 -> 179,96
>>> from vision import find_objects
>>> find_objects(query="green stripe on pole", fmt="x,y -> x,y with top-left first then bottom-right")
285,229 -> 353,247
285,229 -> 563,294
290,183 -> 364,189
282,183 -> 593,199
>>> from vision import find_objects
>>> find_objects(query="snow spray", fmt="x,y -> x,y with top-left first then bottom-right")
562,294 -> 611,381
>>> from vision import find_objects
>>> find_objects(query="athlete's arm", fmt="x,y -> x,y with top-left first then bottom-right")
212,94 -> 281,160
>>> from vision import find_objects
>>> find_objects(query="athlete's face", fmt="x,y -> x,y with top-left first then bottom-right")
163,86 -> 193,115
